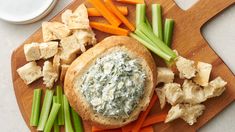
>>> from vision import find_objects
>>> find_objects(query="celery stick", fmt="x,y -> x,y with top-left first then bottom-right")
53,96 -> 60,132
145,17 -> 152,31
53,96 -> 58,124
30,89 -> 42,126
137,22 -> 177,58
71,108 -> 83,132
136,4 -> 146,26
130,32 -> 172,61
152,4 -> 163,40
54,123 -> 59,132
164,19 -> 174,47
56,85 -> 64,125
44,103 -> 61,132
63,95 -> 74,132
37,90 -> 54,131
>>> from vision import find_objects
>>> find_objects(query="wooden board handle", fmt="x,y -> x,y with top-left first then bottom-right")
185,0 -> 235,28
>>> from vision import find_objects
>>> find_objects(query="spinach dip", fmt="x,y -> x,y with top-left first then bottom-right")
80,50 -> 146,118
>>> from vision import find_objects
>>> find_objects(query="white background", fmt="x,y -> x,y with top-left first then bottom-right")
0,0 -> 234,131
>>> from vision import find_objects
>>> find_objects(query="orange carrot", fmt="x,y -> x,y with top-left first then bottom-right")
92,126 -> 122,132
90,22 -> 129,36
132,94 -> 158,132
87,0 -> 121,27
121,113 -> 166,132
142,113 -> 167,127
140,126 -> 154,132
88,6 -> 128,17
122,122 -> 135,132
117,0 -> 145,4
104,0 -> 135,31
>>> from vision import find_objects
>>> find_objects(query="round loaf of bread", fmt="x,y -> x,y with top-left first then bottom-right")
64,36 -> 157,128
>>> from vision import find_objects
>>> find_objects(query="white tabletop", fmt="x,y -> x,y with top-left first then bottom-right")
0,0 -> 234,131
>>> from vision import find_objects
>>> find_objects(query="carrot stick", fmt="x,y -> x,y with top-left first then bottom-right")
104,0 -> 135,31
88,6 -> 128,17
92,126 -> 122,132
131,94 -> 158,132
122,122 -> 135,132
140,126 -> 154,132
117,0 -> 145,4
90,22 -> 129,36
142,113 -> 167,127
87,0 -> 121,27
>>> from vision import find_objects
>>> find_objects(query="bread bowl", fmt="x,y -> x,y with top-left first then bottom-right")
64,36 -> 157,128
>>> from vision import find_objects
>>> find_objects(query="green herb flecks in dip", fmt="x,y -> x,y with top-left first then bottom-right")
80,51 -> 146,118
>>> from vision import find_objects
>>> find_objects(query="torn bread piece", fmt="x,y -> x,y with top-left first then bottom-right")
164,83 -> 184,105
74,29 -> 97,51
42,61 -> 59,88
42,22 -> 71,42
60,64 -> 69,82
165,104 -> 205,125
193,62 -> 212,86
165,104 -> 184,123
60,50 -> 77,65
61,4 -> 90,30
204,77 -> 227,99
40,41 -> 58,59
176,56 -> 196,79
17,62 -> 42,84
156,67 -> 174,85
182,80 -> 206,104
53,51 -> 61,75
60,34 -> 81,54
155,88 -> 166,109
24,43 -> 41,61
181,104 -> 205,125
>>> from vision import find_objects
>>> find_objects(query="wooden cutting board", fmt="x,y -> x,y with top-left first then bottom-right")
11,0 -> 235,131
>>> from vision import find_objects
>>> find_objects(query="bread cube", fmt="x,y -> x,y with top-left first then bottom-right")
17,62 -> 42,84
193,62 -> 212,86
24,43 -> 41,61
181,104 -> 205,125
164,83 -> 184,105
165,104 -> 184,123
42,61 -> 58,88
60,64 -> 69,82
182,80 -> 206,104
156,67 -> 174,85
204,77 -> 227,99
155,88 -> 166,109
42,22 -> 71,42
40,41 -> 58,59
61,4 -> 90,30
176,56 -> 196,79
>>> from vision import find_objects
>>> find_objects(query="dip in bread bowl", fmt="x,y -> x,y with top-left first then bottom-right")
64,36 -> 157,128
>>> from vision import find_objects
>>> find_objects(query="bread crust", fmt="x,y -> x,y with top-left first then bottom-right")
64,36 -> 157,128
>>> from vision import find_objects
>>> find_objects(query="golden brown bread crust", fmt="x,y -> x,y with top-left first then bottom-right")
64,36 -> 157,128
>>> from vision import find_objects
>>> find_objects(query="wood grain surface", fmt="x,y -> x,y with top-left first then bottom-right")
11,0 -> 235,132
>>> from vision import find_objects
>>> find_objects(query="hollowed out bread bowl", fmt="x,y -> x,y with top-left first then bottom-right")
64,36 -> 157,128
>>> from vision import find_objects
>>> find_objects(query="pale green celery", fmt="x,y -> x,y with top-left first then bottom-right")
56,85 -> 64,125
63,95 -> 74,132
152,4 -> 163,40
44,103 -> 61,132
145,17 -> 152,31
71,108 -> 83,132
130,32 -> 172,61
37,90 -> 54,131
136,4 -> 146,26
137,22 -> 177,59
164,19 -> 174,47
53,96 -> 60,132
30,89 -> 42,126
